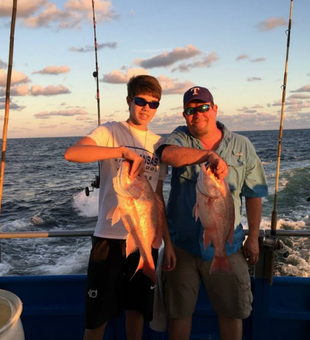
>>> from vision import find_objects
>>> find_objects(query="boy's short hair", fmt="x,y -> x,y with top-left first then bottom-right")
127,75 -> 162,101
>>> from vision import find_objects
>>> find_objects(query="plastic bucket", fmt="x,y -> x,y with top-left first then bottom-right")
0,289 -> 24,340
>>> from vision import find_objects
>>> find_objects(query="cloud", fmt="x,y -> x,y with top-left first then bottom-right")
10,84 -> 30,96
250,58 -> 266,63
30,85 -> 71,96
24,3 -> 72,29
135,45 -> 201,69
65,0 -> 118,23
0,69 -> 30,87
257,17 -> 287,31
102,68 -> 149,84
219,112 -> 280,131
34,108 -> 88,119
0,59 -> 7,69
149,112 -> 185,133
287,94 -> 310,100
157,75 -> 195,95
70,42 -> 118,52
12,0 -> 118,30
0,101 -> 26,111
33,66 -> 70,75
0,0 -> 45,18
291,84 -> 310,93
247,77 -> 262,82
236,55 -> 249,61
171,52 -> 219,72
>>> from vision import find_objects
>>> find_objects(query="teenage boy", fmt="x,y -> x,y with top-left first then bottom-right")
64,75 -> 176,340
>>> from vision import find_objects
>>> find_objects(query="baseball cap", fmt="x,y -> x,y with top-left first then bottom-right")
183,86 -> 214,108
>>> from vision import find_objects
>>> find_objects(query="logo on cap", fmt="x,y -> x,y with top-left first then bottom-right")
191,87 -> 201,96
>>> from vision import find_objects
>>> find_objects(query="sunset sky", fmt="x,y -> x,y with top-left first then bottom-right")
0,0 -> 309,138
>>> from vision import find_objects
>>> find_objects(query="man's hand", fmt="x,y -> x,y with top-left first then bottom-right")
163,243 -> 177,272
121,147 -> 145,178
243,235 -> 259,266
207,151 -> 229,180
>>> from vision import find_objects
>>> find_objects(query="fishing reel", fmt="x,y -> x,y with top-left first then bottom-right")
85,175 -> 100,197
263,234 -> 290,258
263,234 -> 283,251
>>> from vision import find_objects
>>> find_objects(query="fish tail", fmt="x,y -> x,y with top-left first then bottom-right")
131,257 -> 156,284
210,255 -> 231,274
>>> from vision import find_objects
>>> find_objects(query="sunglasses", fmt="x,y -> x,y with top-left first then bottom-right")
184,104 -> 211,116
133,97 -> 160,109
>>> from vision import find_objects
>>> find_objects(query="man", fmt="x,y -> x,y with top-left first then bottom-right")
64,75 -> 177,340
155,86 -> 268,340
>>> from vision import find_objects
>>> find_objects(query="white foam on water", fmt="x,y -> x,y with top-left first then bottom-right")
73,188 -> 98,217
28,240 -> 91,275
2,219 -> 29,231
0,262 -> 12,276
259,218 -> 306,230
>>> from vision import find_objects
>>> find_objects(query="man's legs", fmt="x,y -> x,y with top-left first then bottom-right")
126,310 -> 144,340
83,322 -> 107,340
218,316 -> 242,340
168,316 -> 192,340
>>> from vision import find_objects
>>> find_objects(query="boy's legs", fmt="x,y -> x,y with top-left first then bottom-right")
126,310 -> 144,340
84,237 -> 126,339
124,248 -> 158,340
83,323 -> 107,340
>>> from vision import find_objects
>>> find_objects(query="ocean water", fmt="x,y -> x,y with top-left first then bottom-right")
0,129 -> 309,277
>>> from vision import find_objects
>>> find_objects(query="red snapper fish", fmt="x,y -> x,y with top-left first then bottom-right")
193,164 -> 235,274
107,161 -> 163,283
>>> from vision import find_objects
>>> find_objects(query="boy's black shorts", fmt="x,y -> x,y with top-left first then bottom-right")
84,236 -> 158,330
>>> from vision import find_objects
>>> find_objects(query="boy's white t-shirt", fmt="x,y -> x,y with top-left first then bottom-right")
87,121 -> 167,239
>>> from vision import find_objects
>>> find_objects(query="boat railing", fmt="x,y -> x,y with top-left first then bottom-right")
0,228 -> 309,238
0,228 -> 309,280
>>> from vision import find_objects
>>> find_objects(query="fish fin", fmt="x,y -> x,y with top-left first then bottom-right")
126,233 -> 138,257
210,255 -> 231,274
203,229 -> 212,249
152,194 -> 164,249
131,257 -> 156,284
152,224 -> 162,249
193,203 -> 200,221
106,206 -> 121,225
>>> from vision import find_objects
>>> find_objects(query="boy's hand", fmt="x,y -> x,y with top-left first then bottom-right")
207,151 -> 229,180
121,147 -> 145,178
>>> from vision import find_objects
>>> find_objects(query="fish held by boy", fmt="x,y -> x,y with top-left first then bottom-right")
193,164 -> 235,274
107,161 -> 163,283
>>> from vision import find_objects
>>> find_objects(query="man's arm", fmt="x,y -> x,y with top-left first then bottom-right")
64,137 -> 145,178
243,197 -> 262,266
155,180 -> 176,271
161,145 -> 228,179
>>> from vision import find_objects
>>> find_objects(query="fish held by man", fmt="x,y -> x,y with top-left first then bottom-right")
107,161 -> 163,283
193,164 -> 235,274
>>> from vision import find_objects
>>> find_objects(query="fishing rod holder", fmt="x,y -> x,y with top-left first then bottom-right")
85,175 -> 100,197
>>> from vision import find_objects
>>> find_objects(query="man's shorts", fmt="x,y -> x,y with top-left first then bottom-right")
84,237 -> 158,329
164,247 -> 253,319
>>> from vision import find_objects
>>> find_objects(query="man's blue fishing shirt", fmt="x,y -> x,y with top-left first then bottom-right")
155,122 -> 268,261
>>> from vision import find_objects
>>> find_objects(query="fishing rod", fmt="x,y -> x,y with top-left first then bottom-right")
0,0 -> 18,261
85,0 -> 101,196
266,0 -> 294,285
